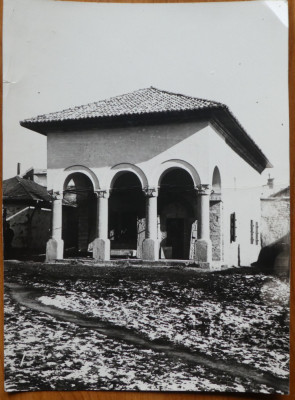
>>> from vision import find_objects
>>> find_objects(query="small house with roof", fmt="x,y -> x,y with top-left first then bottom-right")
20,87 -> 271,268
3,176 -> 52,257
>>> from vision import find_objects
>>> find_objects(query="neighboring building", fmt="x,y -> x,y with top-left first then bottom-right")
20,87 -> 272,267
3,176 -> 52,258
255,182 -> 290,274
22,167 -> 47,187
261,182 -> 290,248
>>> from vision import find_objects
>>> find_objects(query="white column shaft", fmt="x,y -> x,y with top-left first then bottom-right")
97,196 -> 108,239
198,192 -> 210,240
146,195 -> 157,239
52,198 -> 63,240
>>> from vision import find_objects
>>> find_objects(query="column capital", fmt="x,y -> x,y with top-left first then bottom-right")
52,191 -> 63,200
94,190 -> 109,199
196,184 -> 211,195
143,187 -> 158,198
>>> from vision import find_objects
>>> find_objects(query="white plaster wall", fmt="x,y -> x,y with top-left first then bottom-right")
47,121 -> 210,191
222,187 -> 261,267
47,120 -> 265,266
206,124 -> 264,266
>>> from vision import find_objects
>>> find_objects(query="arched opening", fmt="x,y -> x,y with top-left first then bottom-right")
212,166 -> 221,194
109,172 -> 145,257
210,166 -> 223,263
62,173 -> 96,256
158,168 -> 197,260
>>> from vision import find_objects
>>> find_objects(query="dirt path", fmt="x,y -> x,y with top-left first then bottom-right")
5,282 -> 289,393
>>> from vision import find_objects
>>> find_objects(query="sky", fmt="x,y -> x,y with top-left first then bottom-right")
2,0 -> 289,189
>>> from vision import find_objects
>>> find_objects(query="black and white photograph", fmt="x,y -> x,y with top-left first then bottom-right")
2,0 -> 290,394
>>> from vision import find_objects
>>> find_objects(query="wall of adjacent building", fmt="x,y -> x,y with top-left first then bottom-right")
261,197 -> 290,247
4,204 -> 51,253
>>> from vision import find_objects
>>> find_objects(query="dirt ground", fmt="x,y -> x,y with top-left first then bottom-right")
4,262 -> 290,393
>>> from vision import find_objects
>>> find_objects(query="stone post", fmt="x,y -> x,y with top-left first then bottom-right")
142,188 -> 159,261
46,192 -> 64,261
92,190 -> 110,261
195,184 -> 212,264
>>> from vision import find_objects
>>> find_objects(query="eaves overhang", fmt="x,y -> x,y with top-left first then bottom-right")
20,87 -> 272,175
20,108 -> 214,135
210,107 -> 273,174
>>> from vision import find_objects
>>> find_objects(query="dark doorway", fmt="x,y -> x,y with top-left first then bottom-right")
63,206 -> 78,251
109,172 -> 145,256
62,173 -> 96,256
158,168 -> 196,260
110,212 -> 138,249
166,218 -> 185,259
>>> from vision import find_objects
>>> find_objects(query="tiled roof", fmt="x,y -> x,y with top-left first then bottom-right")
271,186 -> 290,198
20,87 -> 272,173
3,176 -> 51,203
21,87 -> 225,124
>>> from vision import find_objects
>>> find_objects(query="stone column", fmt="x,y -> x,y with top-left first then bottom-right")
142,188 -> 159,261
195,184 -> 212,264
93,190 -> 110,261
46,192 -> 64,261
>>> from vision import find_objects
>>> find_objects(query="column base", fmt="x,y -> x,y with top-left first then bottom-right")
46,238 -> 64,262
194,239 -> 212,263
142,238 -> 159,261
93,238 -> 110,261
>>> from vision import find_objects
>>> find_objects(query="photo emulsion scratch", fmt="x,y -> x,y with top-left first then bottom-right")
2,0 -> 290,394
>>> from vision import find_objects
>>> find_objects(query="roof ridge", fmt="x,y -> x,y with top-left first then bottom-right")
92,87 -> 148,106
149,86 -> 225,108
16,176 -> 34,200
271,186 -> 290,197
18,175 -> 50,201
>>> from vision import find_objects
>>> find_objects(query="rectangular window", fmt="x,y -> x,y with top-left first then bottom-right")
255,222 -> 259,245
250,220 -> 254,244
230,212 -> 236,242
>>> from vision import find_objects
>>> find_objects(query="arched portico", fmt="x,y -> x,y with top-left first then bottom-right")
46,162 -> 214,264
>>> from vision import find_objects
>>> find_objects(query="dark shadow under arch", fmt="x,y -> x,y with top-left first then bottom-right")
109,171 -> 145,257
158,168 -> 196,260
62,172 -> 96,256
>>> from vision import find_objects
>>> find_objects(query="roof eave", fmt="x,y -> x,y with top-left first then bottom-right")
210,108 -> 272,174
20,108 -> 217,135
20,105 -> 272,174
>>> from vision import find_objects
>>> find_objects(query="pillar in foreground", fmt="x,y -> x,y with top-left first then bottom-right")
93,190 -> 110,261
142,188 -> 159,261
46,192 -> 64,261
195,184 -> 212,264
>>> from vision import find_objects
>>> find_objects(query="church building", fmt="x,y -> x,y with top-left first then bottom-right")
20,87 -> 272,268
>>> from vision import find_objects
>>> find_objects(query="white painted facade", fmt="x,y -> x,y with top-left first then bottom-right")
21,88 -> 270,267
45,121 -> 262,267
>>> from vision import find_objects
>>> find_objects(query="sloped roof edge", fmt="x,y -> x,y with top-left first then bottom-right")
20,87 -> 272,174
3,176 -> 52,203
